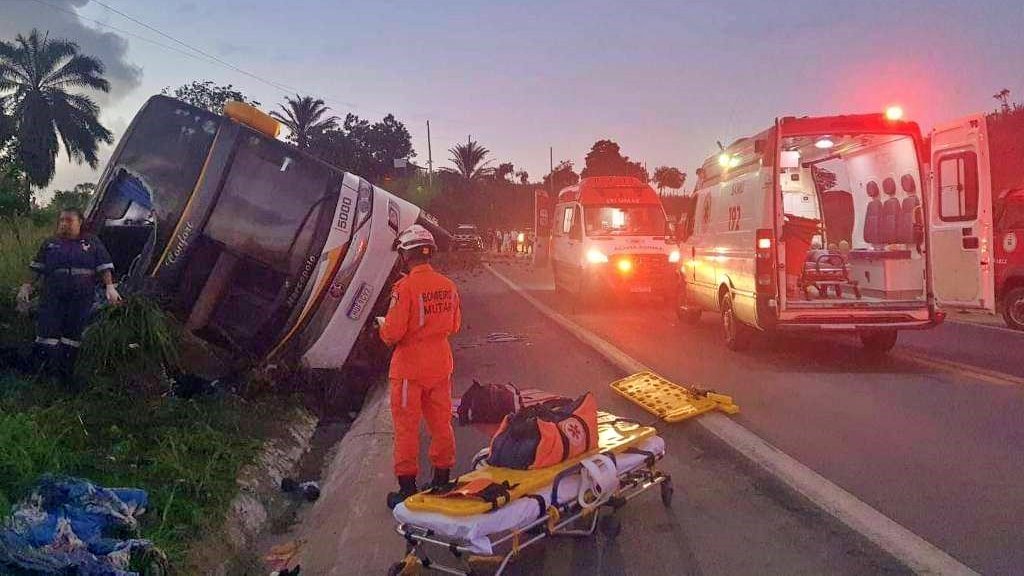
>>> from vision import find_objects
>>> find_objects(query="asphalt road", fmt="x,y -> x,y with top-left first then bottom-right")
429,265 -> 908,576
488,260 -> 1024,575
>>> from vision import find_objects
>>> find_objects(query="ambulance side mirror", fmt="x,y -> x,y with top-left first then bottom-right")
665,220 -> 676,243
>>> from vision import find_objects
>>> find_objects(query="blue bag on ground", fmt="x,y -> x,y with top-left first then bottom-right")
0,475 -> 167,575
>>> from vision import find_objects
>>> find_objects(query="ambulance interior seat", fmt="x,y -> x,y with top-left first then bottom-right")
820,189 -> 854,247
897,174 -> 920,244
863,181 -> 882,245
879,177 -> 901,244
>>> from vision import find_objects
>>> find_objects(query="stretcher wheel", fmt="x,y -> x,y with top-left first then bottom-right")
660,477 -> 674,508
600,514 -> 622,539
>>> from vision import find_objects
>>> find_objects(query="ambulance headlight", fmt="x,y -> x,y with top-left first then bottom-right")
668,249 -> 681,263
586,249 -> 609,264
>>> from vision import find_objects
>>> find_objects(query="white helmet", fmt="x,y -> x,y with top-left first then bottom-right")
397,224 -> 437,253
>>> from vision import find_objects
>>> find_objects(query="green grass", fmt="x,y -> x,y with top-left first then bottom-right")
0,215 -> 298,568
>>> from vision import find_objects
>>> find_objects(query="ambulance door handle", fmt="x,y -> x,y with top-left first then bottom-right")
962,236 -> 979,250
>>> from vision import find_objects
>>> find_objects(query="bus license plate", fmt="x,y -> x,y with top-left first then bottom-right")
347,282 -> 373,320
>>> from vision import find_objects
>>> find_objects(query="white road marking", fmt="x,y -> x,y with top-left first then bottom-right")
486,263 -> 980,576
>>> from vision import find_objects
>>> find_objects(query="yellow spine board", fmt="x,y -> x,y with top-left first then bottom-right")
403,413 -> 656,516
610,371 -> 739,423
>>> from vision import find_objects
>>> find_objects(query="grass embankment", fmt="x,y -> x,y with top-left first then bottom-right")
0,217 -> 294,566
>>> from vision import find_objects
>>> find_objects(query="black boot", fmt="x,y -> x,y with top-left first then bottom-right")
58,345 -> 81,390
430,468 -> 452,490
386,475 -> 418,510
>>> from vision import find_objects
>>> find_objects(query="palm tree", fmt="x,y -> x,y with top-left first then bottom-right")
271,94 -> 338,149
652,166 -> 686,197
0,29 -> 113,187
444,140 -> 494,181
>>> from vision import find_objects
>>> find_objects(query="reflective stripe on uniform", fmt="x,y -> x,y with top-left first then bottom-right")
59,337 -> 81,348
35,337 -> 60,346
418,295 -> 426,327
52,267 -> 96,276
96,263 -> 114,272
29,261 -> 45,270
402,379 -> 409,409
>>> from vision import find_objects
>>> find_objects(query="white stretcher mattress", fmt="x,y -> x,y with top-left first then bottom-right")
393,436 -> 665,555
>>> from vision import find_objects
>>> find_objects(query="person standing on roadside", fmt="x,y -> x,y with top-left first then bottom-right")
16,208 -> 122,384
379,224 -> 462,509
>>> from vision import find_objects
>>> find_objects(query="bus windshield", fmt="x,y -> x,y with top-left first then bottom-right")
584,205 -> 665,236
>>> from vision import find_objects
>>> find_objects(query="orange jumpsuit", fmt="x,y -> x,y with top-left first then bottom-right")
380,263 -> 462,477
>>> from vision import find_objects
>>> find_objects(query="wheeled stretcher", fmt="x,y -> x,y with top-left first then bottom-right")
389,417 -> 672,576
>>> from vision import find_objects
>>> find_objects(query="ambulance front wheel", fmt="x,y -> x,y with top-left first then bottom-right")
675,283 -> 701,325
859,329 -> 898,354
1002,287 -> 1024,331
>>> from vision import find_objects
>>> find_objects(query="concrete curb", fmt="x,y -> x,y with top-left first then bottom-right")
485,263 -> 979,576
188,406 -> 319,575
293,382 -> 399,576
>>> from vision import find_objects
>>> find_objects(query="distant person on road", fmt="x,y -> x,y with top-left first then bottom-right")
379,224 -> 462,509
502,230 -> 512,254
16,208 -> 122,384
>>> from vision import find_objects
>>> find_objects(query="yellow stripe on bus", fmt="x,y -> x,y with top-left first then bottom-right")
266,246 -> 348,360
151,129 -> 222,276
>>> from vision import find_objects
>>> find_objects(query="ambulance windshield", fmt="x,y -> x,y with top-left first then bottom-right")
584,205 -> 664,236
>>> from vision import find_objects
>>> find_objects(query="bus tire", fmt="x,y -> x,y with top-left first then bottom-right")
720,292 -> 750,351
860,330 -> 898,354
676,282 -> 701,325
1002,287 -> 1024,331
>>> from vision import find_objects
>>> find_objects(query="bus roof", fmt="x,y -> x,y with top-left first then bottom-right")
558,176 -> 660,205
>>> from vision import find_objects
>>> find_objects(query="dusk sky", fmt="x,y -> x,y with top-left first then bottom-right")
4,0 -> 1024,194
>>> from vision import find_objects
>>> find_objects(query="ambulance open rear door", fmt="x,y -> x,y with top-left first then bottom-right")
928,115 -> 996,312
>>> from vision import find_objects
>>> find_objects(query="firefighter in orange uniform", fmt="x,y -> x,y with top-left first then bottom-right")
380,224 -> 461,509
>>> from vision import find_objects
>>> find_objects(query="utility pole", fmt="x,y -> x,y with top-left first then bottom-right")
549,146 -> 554,196
426,120 -> 433,188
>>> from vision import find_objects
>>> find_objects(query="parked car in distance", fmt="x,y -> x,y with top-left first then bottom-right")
453,224 -> 484,251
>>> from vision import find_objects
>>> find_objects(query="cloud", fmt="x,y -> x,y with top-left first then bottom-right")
0,0 -> 143,105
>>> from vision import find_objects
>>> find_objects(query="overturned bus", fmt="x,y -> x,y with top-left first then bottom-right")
85,95 -> 443,370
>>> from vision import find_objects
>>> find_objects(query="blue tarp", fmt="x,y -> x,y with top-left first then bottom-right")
0,476 -> 165,575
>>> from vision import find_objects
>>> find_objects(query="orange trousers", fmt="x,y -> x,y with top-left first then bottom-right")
390,377 -> 456,477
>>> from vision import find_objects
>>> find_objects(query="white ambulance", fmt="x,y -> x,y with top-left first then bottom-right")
926,112 -> 1024,329
551,176 -> 676,303
674,111 -> 943,352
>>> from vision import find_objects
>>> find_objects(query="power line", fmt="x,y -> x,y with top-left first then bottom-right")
23,0 -> 469,148
26,0 -> 228,68
89,0 -> 297,95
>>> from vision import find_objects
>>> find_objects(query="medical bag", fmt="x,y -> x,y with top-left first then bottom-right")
487,393 -> 598,470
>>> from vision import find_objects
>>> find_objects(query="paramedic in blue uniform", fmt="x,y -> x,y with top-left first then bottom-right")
16,208 -> 122,381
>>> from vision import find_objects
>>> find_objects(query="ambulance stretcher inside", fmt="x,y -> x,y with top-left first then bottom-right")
390,408 -> 672,575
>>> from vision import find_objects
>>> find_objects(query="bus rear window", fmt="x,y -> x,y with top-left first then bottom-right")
204,131 -> 334,273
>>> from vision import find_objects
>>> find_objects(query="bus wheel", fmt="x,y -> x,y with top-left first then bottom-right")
1002,287 -> 1024,331
676,283 -> 701,325
721,293 -> 750,351
860,330 -> 898,354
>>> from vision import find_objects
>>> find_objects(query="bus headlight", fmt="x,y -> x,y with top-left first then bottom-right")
586,248 -> 609,264
668,249 -> 681,263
